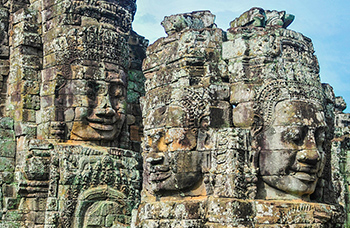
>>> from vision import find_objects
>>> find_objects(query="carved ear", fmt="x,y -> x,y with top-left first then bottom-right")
199,115 -> 210,130
251,115 -> 262,178
251,114 -> 263,137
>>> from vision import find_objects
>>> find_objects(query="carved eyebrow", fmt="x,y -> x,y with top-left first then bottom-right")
109,81 -> 126,91
282,124 -> 326,132
108,79 -> 125,86
319,121 -> 327,127
87,81 -> 99,90
315,125 -> 327,131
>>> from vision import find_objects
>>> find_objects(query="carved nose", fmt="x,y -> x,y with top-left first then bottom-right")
305,130 -> 317,149
296,149 -> 320,165
96,94 -> 113,108
102,97 -> 113,109
95,107 -> 116,117
104,107 -> 116,116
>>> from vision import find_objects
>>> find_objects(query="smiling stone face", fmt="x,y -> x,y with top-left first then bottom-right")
69,68 -> 126,142
141,88 -> 210,195
143,126 -> 201,194
142,108 -> 202,194
257,100 -> 326,200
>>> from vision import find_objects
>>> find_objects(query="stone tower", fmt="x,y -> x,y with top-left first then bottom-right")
134,8 -> 345,227
0,0 -> 147,227
0,1 -> 348,227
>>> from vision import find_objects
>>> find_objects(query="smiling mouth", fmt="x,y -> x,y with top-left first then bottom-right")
87,117 -> 117,131
149,166 -> 171,182
290,163 -> 320,182
88,122 -> 116,131
291,172 -> 317,182
149,172 -> 171,182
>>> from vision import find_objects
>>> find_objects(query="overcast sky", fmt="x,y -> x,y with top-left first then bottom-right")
133,0 -> 350,111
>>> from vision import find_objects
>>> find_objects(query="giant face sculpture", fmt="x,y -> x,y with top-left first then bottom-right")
69,68 -> 126,142
254,82 -> 327,200
142,89 -> 208,194
257,101 -> 326,199
144,127 -> 201,194
53,22 -> 130,144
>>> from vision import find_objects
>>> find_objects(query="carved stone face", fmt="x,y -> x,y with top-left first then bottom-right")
70,70 -> 126,141
143,107 -> 202,194
257,100 -> 326,200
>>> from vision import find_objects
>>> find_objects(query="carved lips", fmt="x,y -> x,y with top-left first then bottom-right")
70,106 -> 125,141
87,107 -> 121,131
292,172 -> 317,182
87,116 -> 118,131
146,156 -> 172,182
290,163 -> 320,182
149,167 -> 171,182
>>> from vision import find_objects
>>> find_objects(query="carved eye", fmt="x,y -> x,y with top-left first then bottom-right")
315,128 -> 326,150
153,131 -> 163,142
87,81 -> 99,100
87,89 -> 95,100
114,87 -> 123,98
109,83 -> 125,98
284,127 -> 306,145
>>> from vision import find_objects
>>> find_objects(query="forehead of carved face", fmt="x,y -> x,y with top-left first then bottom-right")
69,68 -> 126,142
143,101 -> 203,150
257,100 -> 327,200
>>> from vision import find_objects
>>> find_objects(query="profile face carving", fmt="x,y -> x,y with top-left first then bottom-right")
142,89 -> 208,194
70,69 -> 126,141
144,127 -> 201,193
254,82 -> 327,200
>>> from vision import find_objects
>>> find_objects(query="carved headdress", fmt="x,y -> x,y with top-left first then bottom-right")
254,80 -> 325,131
179,87 -> 211,130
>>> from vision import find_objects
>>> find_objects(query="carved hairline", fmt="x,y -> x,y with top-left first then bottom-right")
253,80 -> 325,132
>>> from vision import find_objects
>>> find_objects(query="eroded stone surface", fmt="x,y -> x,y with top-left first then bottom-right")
135,8 -> 346,228
0,3 -> 348,228
0,0 -> 146,226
